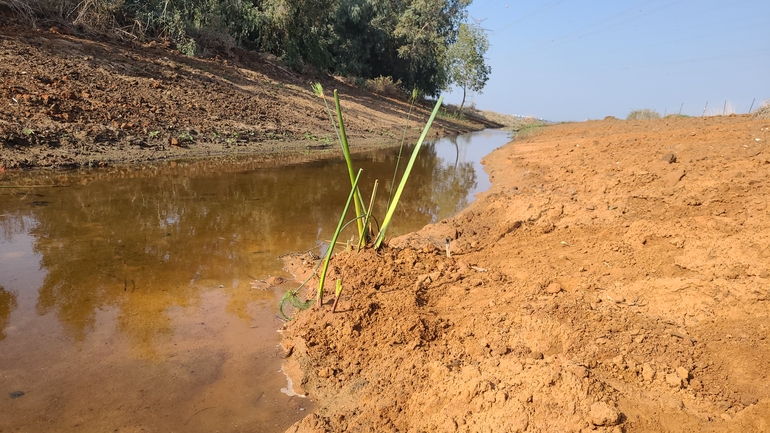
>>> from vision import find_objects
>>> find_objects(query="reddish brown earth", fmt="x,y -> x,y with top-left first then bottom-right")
281,115 -> 770,433
0,26 -> 490,170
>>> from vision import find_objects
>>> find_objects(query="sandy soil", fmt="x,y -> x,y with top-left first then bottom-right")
281,114 -> 770,432
0,26 -> 491,170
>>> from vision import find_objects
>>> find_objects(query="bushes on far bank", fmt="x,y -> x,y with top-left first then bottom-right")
0,0 -> 471,97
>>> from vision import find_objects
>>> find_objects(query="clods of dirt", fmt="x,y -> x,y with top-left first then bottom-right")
281,115 -> 770,433
0,27 -> 492,170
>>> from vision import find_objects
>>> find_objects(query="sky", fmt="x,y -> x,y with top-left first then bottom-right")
442,0 -> 770,121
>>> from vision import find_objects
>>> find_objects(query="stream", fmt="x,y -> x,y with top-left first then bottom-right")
0,129 -> 511,432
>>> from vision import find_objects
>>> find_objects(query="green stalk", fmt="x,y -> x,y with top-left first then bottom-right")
280,214 -> 365,319
279,289 -> 315,321
386,88 -> 419,210
333,90 -> 365,240
312,83 -> 342,145
318,169 -> 363,309
331,279 -> 343,313
358,180 -> 379,251
374,96 -> 443,249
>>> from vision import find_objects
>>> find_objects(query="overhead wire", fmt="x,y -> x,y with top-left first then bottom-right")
516,0 -> 676,53
494,0 -> 575,33
584,15 -> 770,65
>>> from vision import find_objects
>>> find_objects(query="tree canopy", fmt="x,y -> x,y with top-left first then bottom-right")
445,22 -> 491,110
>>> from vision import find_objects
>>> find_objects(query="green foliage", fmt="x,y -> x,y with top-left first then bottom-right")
250,0 -> 337,69
391,0 -> 470,94
627,109 -> 661,120
332,90 -> 366,239
331,0 -> 470,95
446,22 -> 491,111
121,0 -> 257,55
317,169 -> 362,308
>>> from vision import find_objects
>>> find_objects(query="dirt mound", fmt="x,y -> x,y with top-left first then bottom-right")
281,114 -> 770,432
0,26 -> 490,170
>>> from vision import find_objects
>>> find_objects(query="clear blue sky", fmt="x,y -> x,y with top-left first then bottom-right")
442,0 -> 770,121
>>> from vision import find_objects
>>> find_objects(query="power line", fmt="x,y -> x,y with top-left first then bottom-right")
494,0 -> 573,33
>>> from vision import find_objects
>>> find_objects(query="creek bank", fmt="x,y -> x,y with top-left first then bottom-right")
280,114 -> 770,432
0,26 -> 495,170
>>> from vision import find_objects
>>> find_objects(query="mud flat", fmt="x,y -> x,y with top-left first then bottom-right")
280,114 -> 770,432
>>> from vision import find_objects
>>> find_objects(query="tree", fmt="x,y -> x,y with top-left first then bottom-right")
446,22 -> 491,111
333,0 -> 469,96
393,0 -> 470,95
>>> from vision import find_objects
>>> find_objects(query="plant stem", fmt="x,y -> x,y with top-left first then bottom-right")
374,96 -> 443,249
333,90 -> 365,240
358,180 -> 379,251
332,279 -> 343,313
386,90 -> 418,210
318,168 -> 363,309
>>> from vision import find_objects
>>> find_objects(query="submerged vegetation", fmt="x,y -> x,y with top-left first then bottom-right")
280,84 -> 442,319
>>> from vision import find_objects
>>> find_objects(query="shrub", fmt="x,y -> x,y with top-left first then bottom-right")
365,76 -> 403,98
627,109 -> 661,120
753,99 -> 770,119
0,0 -> 121,32
335,76 -> 367,89
193,26 -> 236,57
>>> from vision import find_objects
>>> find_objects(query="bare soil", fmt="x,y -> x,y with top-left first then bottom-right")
281,115 -> 770,432
0,25 -> 492,170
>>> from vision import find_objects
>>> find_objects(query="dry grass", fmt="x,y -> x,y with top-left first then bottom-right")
0,0 -> 125,36
627,109 -> 661,120
753,99 -> 770,119
0,0 -> 37,24
365,76 -> 403,98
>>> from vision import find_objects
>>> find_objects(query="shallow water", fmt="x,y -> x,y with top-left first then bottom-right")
0,129 -> 511,432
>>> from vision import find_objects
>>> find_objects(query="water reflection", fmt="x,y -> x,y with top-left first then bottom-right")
0,286 -> 16,340
0,129 -> 511,432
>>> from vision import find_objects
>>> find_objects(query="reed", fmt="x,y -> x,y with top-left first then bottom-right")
316,169 -> 362,308
386,88 -> 419,210
278,86 -> 442,319
312,84 -> 366,240
374,96 -> 443,248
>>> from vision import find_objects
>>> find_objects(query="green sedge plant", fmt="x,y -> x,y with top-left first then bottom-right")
279,84 -> 442,319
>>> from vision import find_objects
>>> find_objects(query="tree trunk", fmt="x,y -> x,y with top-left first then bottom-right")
459,86 -> 466,112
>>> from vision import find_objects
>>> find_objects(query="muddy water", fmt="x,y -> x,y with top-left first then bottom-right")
0,129 -> 511,432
